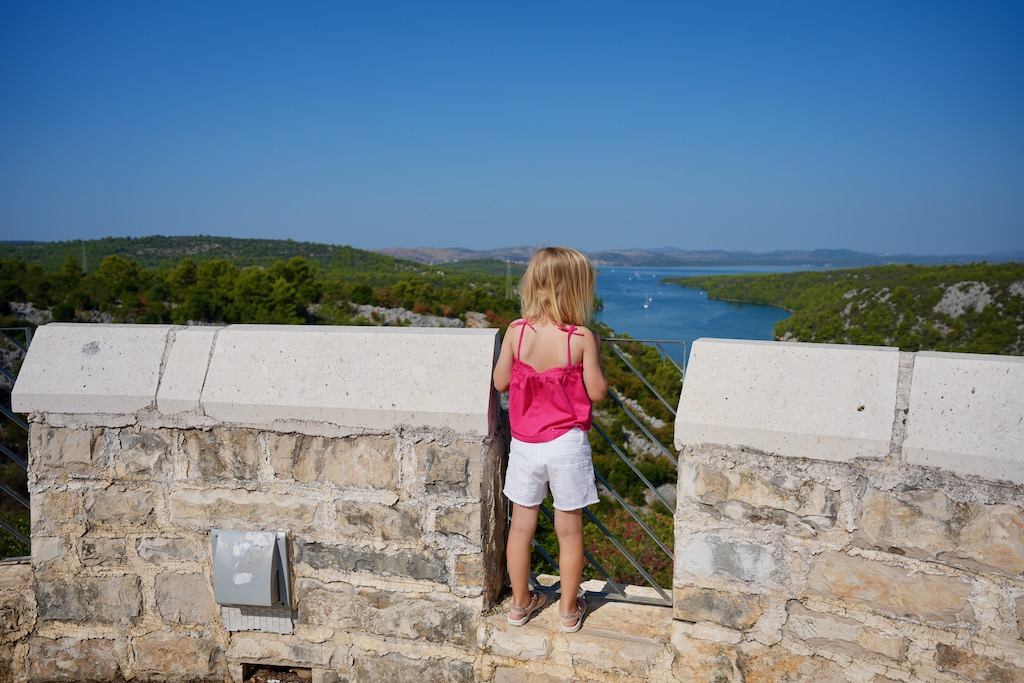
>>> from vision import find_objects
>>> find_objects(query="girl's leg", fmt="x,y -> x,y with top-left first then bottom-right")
553,507 -> 584,617
507,503 -> 540,608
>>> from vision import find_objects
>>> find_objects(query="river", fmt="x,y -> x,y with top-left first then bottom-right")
594,266 -> 811,363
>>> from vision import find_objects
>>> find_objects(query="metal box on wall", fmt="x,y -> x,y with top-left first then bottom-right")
211,529 -> 291,608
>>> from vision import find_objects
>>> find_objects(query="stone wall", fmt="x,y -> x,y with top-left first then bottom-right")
6,324 -> 506,683
2,327 -> 1022,682
674,340 -> 1024,682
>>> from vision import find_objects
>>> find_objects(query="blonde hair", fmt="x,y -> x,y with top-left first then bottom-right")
519,246 -> 596,325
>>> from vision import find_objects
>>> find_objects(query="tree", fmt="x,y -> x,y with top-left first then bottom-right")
231,267 -> 305,324
96,255 -> 143,303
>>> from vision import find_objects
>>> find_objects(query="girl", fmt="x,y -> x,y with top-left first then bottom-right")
492,246 -> 607,633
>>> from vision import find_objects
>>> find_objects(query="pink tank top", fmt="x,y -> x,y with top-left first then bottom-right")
508,321 -> 593,443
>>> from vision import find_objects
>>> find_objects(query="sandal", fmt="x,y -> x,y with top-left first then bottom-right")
507,590 -> 547,626
559,595 -> 587,633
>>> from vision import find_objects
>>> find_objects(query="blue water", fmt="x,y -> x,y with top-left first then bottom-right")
594,266 -> 809,362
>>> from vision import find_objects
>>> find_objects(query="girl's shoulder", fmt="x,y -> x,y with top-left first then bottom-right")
566,324 -> 600,346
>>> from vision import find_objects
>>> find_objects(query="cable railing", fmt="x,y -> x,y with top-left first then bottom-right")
0,327 -> 32,561
520,337 -> 686,607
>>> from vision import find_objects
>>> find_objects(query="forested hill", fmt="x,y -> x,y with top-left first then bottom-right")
666,262 -> 1024,356
3,235 -> 413,276
1,235 -> 526,330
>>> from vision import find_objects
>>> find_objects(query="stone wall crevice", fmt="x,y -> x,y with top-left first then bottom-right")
887,351 -> 916,458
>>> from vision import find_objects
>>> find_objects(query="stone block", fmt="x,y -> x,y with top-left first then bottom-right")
580,599 -> 674,640
484,619 -> 551,659
13,323 -> 175,415
267,432 -> 302,479
135,536 -> 208,563
156,573 -> 216,624
83,486 -> 154,525
35,576 -> 142,624
335,501 -> 420,541
169,488 -> 319,531
674,586 -> 764,630
130,629 -> 222,678
32,537 -> 66,566
0,604 -> 18,634
418,440 -> 475,495
30,491 -> 80,533
734,643 -> 851,683
156,326 -> 219,414
806,551 -> 975,625
904,351 -> 1024,486
955,503 -> 1024,577
683,463 -> 836,528
298,580 -> 474,645
784,602 -> 907,661
296,542 -> 448,583
325,437 -> 402,488
353,653 -> 473,683
677,533 -> 776,584
669,637 -> 742,683
675,339 -> 900,462
855,488 -> 1024,577
935,643 -> 1024,682
0,563 -> 33,637
178,428 -> 261,481
312,669 -> 351,683
78,537 -> 126,566
492,670 -> 529,683
270,433 -> 401,491
455,553 -> 485,591
854,486 -> 960,558
566,630 -> 664,679
298,581 -> 361,630
227,631 -> 333,666
436,506 -> 480,539
27,636 -> 123,682
200,325 -> 499,434
112,428 -> 171,480
30,426 -> 99,477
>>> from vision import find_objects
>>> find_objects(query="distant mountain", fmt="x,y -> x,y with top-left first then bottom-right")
375,246 -> 538,264
374,246 -> 1021,268
6,237 -> 1018,271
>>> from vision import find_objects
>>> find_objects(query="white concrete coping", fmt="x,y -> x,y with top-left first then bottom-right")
904,351 -> 1024,486
12,323 -> 176,415
14,323 -> 501,435
675,338 -> 901,462
157,327 -> 219,415
200,325 -> 499,434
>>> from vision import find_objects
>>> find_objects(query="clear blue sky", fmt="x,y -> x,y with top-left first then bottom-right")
2,1 -> 1022,255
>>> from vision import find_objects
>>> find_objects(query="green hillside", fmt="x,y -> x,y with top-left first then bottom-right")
3,235 -> 420,276
666,262 -> 1024,355
0,237 -> 522,329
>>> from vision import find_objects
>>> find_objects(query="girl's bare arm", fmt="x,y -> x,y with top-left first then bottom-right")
580,327 -> 607,402
492,325 -> 516,392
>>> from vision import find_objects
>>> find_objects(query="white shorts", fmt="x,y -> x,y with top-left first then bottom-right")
503,428 -> 600,511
